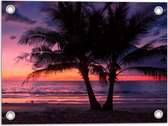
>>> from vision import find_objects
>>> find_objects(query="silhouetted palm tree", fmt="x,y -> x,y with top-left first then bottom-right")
17,2 -> 167,111
18,2 -> 102,110
88,2 -> 167,110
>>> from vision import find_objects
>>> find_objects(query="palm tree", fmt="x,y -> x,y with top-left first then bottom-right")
18,2 -> 102,110
88,2 -> 167,110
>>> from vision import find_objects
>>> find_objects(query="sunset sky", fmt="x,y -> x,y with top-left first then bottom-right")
2,1 -> 167,81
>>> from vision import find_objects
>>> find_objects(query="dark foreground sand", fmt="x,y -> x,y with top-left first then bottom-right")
2,103 -> 167,124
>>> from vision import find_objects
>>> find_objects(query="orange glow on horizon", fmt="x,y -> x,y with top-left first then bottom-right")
2,68 -> 163,81
2,35 -> 166,82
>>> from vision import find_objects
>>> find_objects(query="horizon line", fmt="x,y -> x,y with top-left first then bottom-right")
2,79 -> 166,82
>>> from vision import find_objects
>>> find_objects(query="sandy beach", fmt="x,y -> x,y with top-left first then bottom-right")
2,103 -> 167,124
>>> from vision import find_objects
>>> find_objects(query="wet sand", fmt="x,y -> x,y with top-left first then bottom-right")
2,103 -> 167,124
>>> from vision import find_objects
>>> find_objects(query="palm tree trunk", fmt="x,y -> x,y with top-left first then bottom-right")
82,73 -> 102,110
102,74 -> 116,111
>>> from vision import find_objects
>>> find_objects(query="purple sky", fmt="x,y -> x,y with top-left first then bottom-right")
2,1 -> 167,80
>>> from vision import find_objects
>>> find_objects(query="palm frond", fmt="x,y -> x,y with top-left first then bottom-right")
100,2 -> 130,56
16,45 -> 72,69
31,46 -> 57,68
19,26 -> 65,48
119,43 -> 167,66
114,2 -> 129,27
30,45 -> 73,68
87,10 -> 105,47
106,2 -> 129,29
89,64 -> 108,83
118,66 -> 167,80
42,2 -> 87,35
15,52 -> 30,63
22,62 -> 76,85
119,43 -> 167,65
41,2 -> 73,23
126,8 -> 157,45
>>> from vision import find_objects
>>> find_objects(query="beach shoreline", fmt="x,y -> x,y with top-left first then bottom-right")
2,103 -> 167,124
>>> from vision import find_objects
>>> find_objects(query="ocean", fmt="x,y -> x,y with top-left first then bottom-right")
2,80 -> 167,104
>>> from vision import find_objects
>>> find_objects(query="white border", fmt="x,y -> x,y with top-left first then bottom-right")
0,0 -> 167,126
